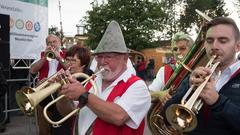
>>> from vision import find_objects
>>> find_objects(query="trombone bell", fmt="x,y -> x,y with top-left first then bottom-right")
166,104 -> 197,132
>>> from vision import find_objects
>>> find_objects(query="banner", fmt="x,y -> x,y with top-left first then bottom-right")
0,0 -> 48,59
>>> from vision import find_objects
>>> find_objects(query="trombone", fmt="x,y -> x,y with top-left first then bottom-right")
165,55 -> 220,132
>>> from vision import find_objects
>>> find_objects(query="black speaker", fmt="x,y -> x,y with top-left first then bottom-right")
0,14 -> 10,79
0,14 -> 10,42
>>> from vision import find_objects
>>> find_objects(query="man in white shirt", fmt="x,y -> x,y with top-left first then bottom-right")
60,20 -> 151,135
29,34 -> 68,135
163,17 -> 240,135
30,34 -> 68,81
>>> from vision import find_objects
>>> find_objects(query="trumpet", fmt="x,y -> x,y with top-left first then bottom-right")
45,50 -> 56,61
165,55 -> 220,133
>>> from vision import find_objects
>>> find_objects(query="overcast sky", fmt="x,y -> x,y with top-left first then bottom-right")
48,0 -> 94,36
48,0 -> 240,37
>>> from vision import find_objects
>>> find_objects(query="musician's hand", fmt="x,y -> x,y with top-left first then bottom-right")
162,93 -> 172,105
199,77 -> 219,105
44,46 -> 52,55
189,67 -> 211,86
60,77 -> 86,100
47,69 -> 65,83
54,50 -> 62,61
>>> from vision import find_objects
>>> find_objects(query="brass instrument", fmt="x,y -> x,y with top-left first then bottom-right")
165,56 -> 220,132
147,29 -> 207,135
15,68 -> 104,120
195,9 -> 212,22
43,68 -> 105,127
15,70 -> 63,115
45,50 -> 56,61
147,9 -> 213,135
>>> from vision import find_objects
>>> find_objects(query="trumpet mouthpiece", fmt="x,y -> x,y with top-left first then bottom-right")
99,67 -> 105,72
96,67 -> 105,75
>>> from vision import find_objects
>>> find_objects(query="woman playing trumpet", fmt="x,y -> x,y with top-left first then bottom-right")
163,17 -> 240,135
50,44 -> 94,135
30,39 -> 93,135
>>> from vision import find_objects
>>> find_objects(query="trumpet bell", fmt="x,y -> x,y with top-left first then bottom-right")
166,104 -> 197,132
45,51 -> 56,61
15,87 -> 35,115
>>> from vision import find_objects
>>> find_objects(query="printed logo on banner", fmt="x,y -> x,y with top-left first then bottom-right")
34,22 -> 41,32
25,20 -> 33,31
15,19 -> 24,29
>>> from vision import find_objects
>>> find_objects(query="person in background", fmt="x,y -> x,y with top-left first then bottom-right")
149,32 -> 193,93
29,34 -> 68,135
59,20 -> 151,135
65,44 -> 93,75
163,17 -> 240,135
147,57 -> 155,81
54,44 -> 94,135
136,57 -> 147,81
30,34 -> 68,81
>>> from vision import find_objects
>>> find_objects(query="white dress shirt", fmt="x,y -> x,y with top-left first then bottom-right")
216,60 -> 240,91
148,66 -> 165,92
77,68 -> 151,135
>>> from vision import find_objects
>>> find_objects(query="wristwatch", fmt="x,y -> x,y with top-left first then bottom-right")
78,91 -> 90,107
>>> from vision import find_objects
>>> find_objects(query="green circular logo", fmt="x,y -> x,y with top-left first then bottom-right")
15,19 -> 24,29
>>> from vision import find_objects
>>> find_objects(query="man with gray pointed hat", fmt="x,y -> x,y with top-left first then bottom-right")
60,20 -> 151,135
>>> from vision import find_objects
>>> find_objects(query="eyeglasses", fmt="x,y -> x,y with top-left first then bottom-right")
172,46 -> 187,52
65,57 -> 79,63
95,53 -> 120,61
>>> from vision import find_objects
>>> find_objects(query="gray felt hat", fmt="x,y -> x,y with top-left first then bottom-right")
93,20 -> 128,54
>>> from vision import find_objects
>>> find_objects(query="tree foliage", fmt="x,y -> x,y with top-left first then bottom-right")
84,0 -> 227,51
84,0 -> 166,51
179,0 -> 228,33
235,0 -> 240,15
